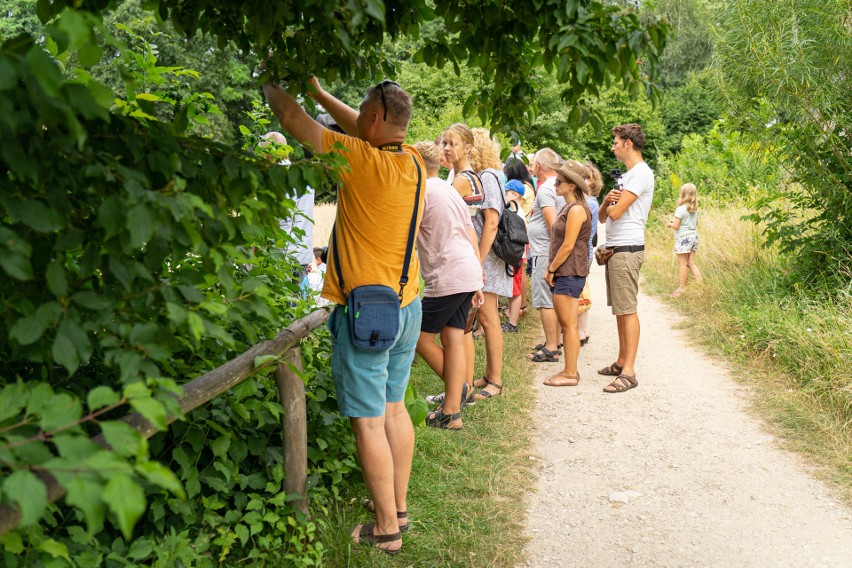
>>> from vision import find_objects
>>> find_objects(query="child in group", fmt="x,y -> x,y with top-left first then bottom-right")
667,183 -> 703,297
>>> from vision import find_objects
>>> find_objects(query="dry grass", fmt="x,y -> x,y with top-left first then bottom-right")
312,203 -> 337,248
643,204 -> 852,504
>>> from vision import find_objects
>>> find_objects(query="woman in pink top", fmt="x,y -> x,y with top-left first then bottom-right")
413,141 -> 484,430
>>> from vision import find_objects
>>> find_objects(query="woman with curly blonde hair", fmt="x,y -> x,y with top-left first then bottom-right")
468,127 -> 512,400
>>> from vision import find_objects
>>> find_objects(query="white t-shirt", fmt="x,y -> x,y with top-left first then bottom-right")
527,176 -> 565,256
417,177 -> 483,297
605,162 -> 654,247
674,205 -> 698,235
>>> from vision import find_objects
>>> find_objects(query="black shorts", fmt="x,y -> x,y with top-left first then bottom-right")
421,292 -> 474,333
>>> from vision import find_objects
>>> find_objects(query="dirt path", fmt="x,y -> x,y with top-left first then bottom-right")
522,257 -> 852,567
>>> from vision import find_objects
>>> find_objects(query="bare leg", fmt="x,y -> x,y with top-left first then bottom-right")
616,312 -> 640,376
553,294 -> 580,377
688,251 -> 702,282
539,307 -> 560,351
350,411 -> 405,550
577,310 -> 589,341
416,332 -> 443,378
507,293 -> 522,326
464,331 -> 475,388
677,253 -> 689,289
476,291 -> 503,397
438,326 -> 465,415
615,313 -> 627,367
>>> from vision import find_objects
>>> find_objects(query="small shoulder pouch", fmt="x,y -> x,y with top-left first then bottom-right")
332,153 -> 422,351
594,246 -> 614,266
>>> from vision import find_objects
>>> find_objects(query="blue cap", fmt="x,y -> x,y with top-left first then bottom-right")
505,179 -> 526,196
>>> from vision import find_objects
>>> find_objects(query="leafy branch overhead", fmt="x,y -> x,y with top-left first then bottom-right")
44,0 -> 668,129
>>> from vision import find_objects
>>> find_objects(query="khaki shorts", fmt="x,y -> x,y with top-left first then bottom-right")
531,256 -> 554,309
605,251 -> 644,315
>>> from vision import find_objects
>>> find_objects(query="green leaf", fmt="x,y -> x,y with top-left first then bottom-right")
100,421 -> 143,457
5,199 -> 63,232
235,523 -> 249,545
253,354 -> 278,368
0,252 -> 33,281
65,477 -> 106,534
0,532 -> 24,554
39,393 -> 83,431
87,386 -> 120,411
127,204 -> 154,248
52,330 -> 80,375
3,470 -> 47,526
129,397 -> 167,431
136,93 -> 161,102
137,461 -> 185,498
9,315 -> 47,346
46,260 -> 68,296
238,124 -> 251,136
39,539 -> 70,561
72,291 -> 112,311
78,42 -> 103,68
187,312 -> 205,341
103,474 -> 146,540
210,434 -> 231,457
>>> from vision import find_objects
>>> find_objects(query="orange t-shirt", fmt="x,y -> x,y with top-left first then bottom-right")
321,129 -> 426,307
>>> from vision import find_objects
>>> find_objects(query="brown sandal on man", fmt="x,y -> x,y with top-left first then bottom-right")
597,362 -> 623,376
543,372 -> 580,387
351,522 -> 402,555
474,378 -> 504,400
603,374 -> 638,393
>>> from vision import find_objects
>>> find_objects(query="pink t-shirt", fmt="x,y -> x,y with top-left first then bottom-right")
417,177 -> 483,297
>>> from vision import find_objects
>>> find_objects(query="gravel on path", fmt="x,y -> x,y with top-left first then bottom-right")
522,254 -> 852,568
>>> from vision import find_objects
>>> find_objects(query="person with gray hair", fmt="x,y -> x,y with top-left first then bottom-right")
264,76 -> 425,554
526,147 -> 564,363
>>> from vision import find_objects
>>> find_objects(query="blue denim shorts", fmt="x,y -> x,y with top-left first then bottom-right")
553,275 -> 587,298
328,297 -> 421,417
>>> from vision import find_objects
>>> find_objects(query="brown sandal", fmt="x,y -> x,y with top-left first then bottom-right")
352,522 -> 402,554
360,500 -> 410,532
543,373 -> 580,387
597,362 -> 623,376
474,378 -> 503,400
603,374 -> 638,393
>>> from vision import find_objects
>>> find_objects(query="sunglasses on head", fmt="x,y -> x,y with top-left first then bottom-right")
376,80 -> 400,121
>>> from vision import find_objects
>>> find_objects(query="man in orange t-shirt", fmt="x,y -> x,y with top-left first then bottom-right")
263,77 -> 424,555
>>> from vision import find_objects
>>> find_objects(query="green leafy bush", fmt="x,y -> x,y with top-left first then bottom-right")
0,17 -> 354,567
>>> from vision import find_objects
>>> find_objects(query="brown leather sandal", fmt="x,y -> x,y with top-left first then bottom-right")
603,374 -> 638,393
360,500 -> 410,532
597,362 -> 623,376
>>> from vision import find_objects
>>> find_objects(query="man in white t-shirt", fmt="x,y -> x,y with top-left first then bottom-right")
526,148 -> 564,363
597,123 -> 654,394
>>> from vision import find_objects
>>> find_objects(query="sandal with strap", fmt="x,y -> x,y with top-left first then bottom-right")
352,522 -> 402,555
543,372 -> 580,387
528,347 -> 559,363
603,374 -> 638,393
474,378 -> 503,400
426,408 -> 463,430
597,362 -> 623,376
360,500 -> 410,532
531,343 -> 563,355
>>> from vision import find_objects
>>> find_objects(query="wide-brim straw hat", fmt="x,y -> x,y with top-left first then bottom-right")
553,160 -> 589,195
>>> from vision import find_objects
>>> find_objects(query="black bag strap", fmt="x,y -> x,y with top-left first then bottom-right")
332,153 -> 422,301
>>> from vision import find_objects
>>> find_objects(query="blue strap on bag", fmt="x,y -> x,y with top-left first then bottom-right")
331,153 -> 422,351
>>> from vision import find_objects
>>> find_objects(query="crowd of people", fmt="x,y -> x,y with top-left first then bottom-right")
262,75 -> 701,554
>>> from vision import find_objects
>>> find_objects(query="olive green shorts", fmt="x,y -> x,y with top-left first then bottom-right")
605,251 -> 644,315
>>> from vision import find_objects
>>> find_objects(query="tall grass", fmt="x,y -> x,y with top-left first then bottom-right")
643,205 -> 852,495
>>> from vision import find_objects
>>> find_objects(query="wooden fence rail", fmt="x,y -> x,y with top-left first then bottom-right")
0,308 -> 331,536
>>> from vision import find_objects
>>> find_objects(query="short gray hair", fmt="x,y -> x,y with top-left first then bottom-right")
365,82 -> 413,128
535,147 -> 560,171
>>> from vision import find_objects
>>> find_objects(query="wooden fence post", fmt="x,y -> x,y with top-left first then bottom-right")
275,347 -> 309,516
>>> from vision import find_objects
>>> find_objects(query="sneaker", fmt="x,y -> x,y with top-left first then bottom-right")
425,392 -> 445,405
501,322 -> 518,333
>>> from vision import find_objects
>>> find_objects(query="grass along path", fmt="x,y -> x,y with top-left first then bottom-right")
318,308 -> 540,566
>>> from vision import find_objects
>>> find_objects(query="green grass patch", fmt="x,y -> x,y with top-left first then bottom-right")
642,205 -> 852,503
316,314 -> 540,566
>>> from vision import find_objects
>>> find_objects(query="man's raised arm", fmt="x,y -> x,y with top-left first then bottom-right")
262,82 -> 324,153
306,77 -> 359,137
